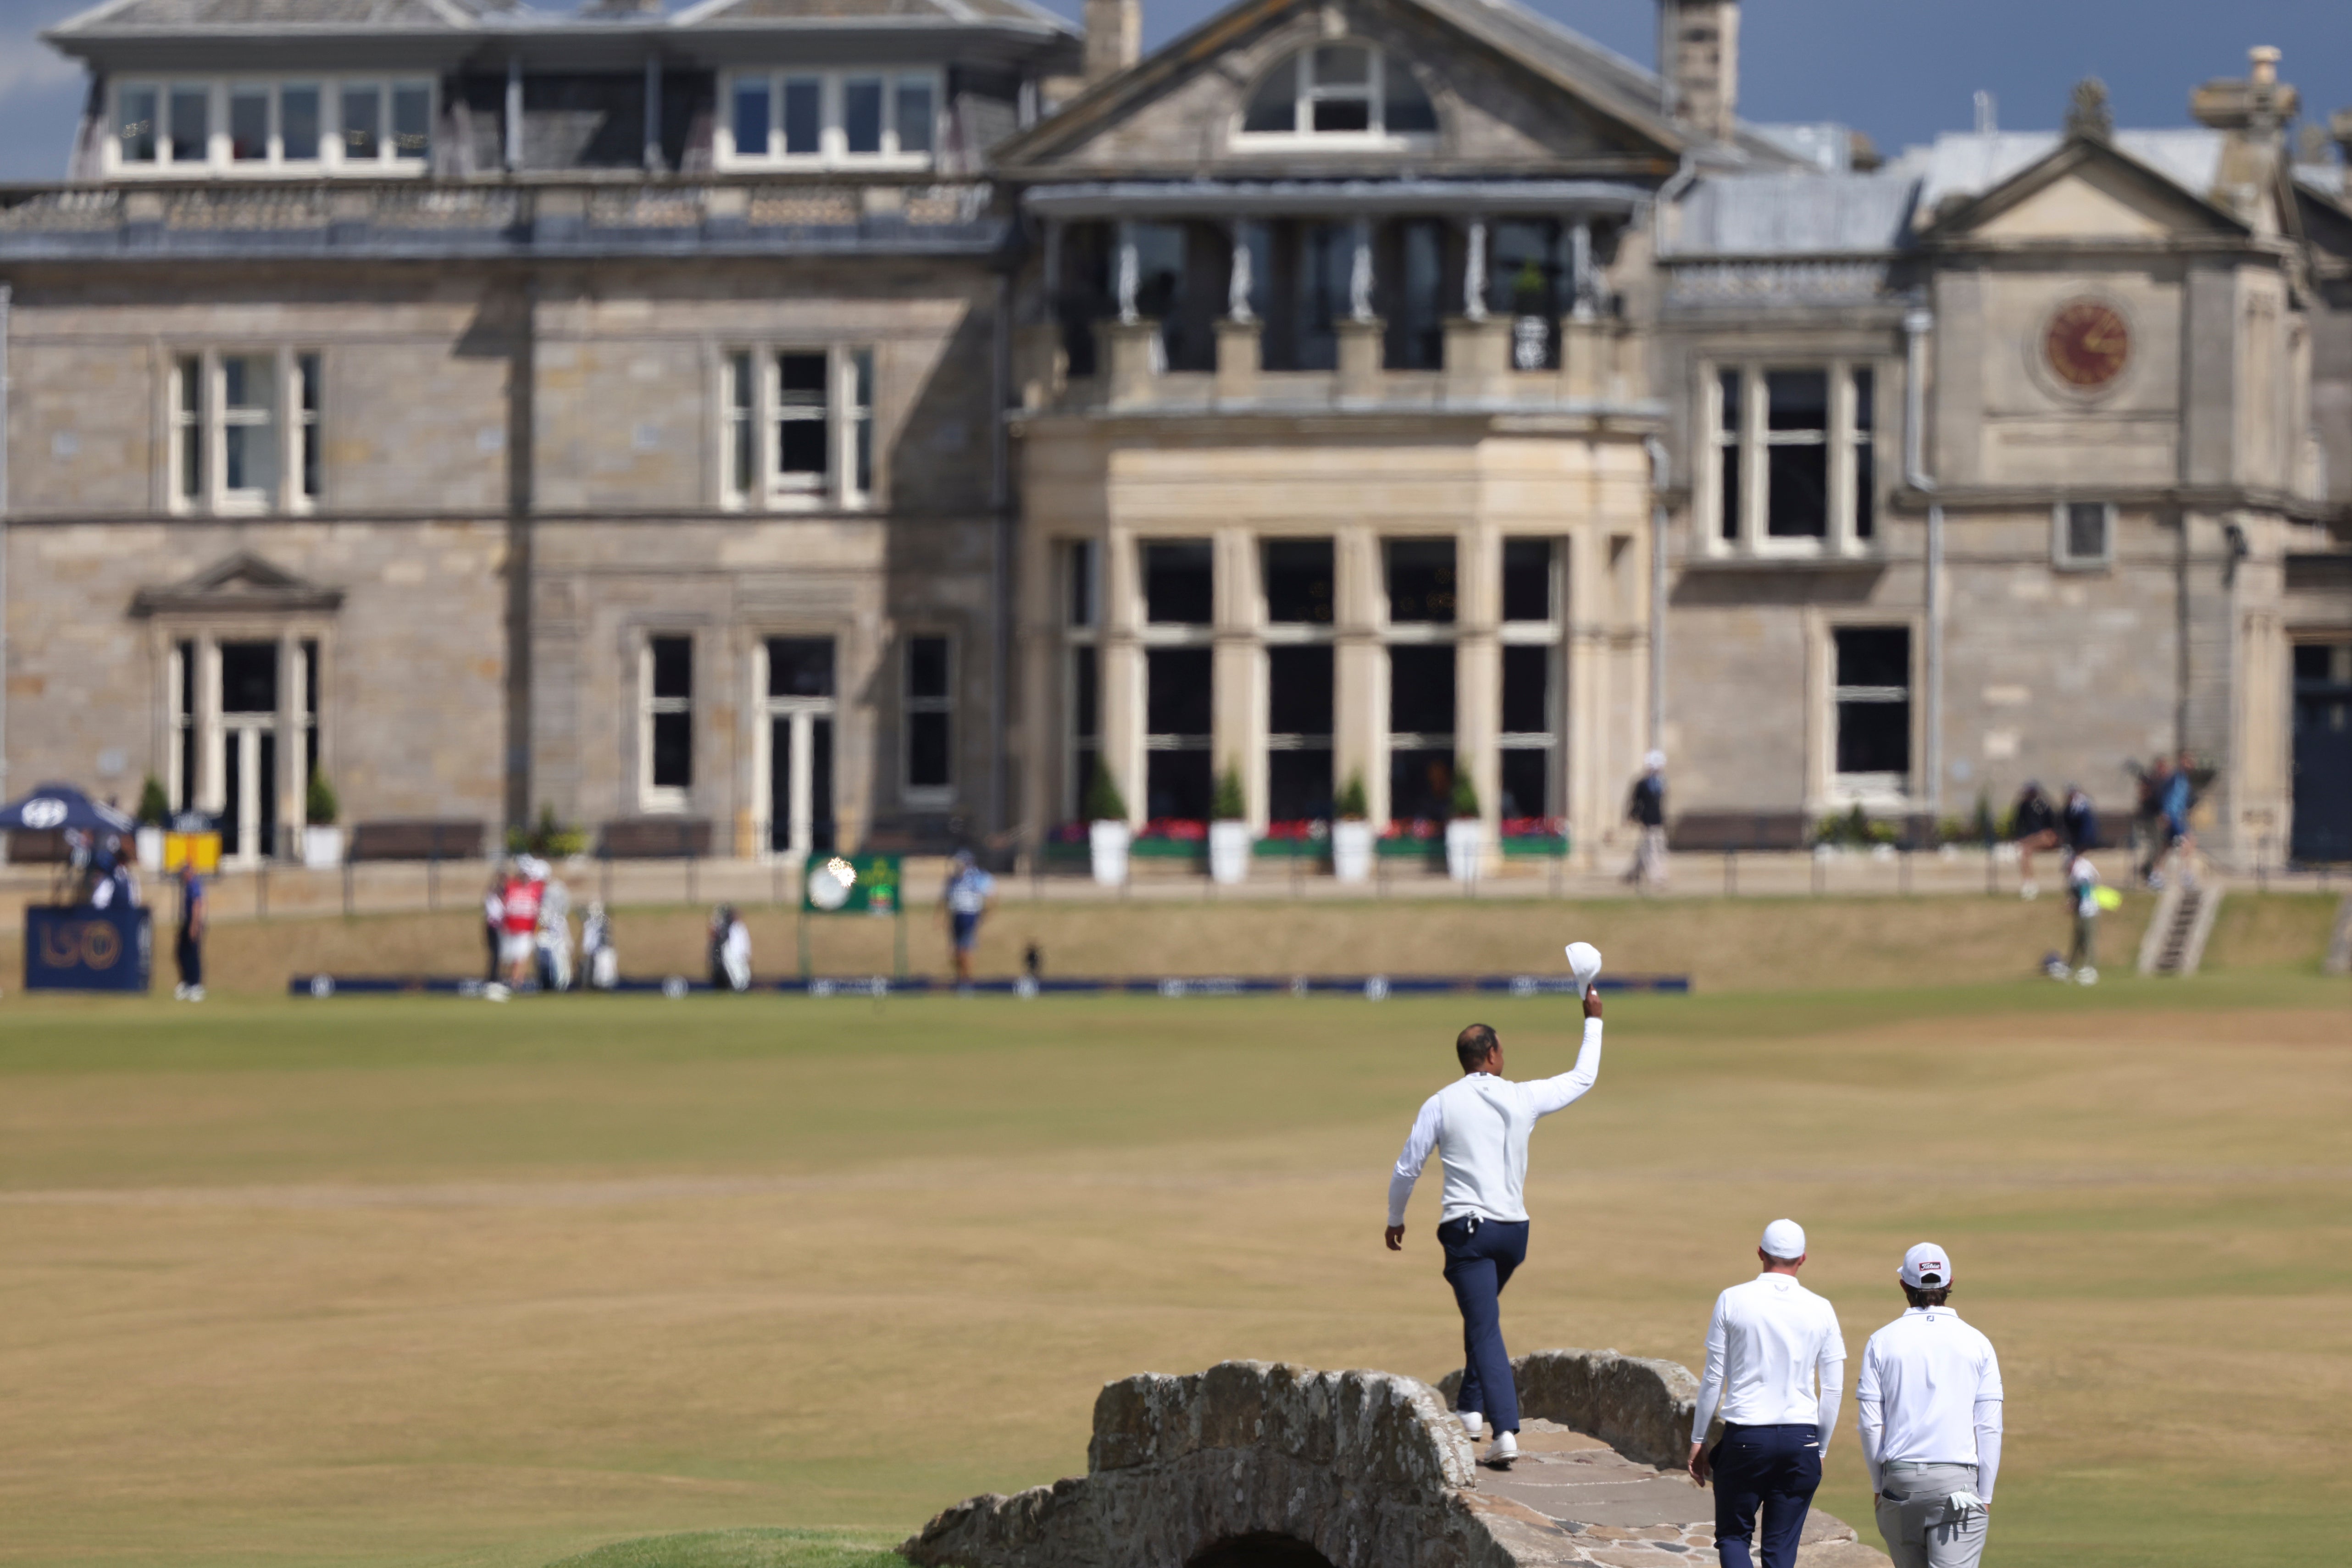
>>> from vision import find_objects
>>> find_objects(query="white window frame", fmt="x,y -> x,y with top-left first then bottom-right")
1496,537 -> 1564,820
638,634 -> 695,815
168,348 -> 320,516
902,632 -> 957,806
2053,500 -> 2115,571
1234,42 -> 1438,150
717,343 -> 878,511
1704,361 -> 1884,559
1818,619 -> 1919,809
108,76 -> 433,177
715,69 -> 940,170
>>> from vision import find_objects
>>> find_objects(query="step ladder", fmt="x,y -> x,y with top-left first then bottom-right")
2138,882 -> 2223,977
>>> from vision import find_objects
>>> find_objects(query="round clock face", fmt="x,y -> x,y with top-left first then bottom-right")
2045,299 -> 2130,391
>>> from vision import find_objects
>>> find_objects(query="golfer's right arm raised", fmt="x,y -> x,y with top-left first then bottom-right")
1526,996 -> 1605,1116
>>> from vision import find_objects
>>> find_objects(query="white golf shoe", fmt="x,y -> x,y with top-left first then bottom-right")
1482,1430 -> 1517,1468
2076,966 -> 2099,986
1459,1411 -> 1483,1442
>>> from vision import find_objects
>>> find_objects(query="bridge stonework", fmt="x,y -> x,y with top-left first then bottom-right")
905,1352 -> 1889,1568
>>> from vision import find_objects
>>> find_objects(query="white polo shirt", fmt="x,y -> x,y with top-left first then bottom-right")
1856,1306 -> 2005,1495
1692,1273 -> 1846,1442
1387,1019 -> 1603,1227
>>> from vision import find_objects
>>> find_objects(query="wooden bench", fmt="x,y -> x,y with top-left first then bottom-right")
598,817 -> 712,859
347,820 -> 486,862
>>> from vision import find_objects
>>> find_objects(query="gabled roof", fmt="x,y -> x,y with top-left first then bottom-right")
48,0 -> 502,32
1914,128 -> 2268,244
998,0 -> 1824,175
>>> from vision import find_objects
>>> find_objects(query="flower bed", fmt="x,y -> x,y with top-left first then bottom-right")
1133,819 -> 1207,859
1499,817 -> 1570,858
1255,820 -> 1330,858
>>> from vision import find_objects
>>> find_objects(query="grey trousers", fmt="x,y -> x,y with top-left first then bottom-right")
1874,1461 -> 1989,1568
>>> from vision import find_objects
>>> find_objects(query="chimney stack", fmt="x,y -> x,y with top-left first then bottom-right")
2191,44 -> 2298,135
1083,0 -> 1141,84
1657,0 -> 1739,144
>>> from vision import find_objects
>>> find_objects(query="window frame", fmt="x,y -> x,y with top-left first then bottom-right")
108,75 -> 432,177
1817,618 -> 1919,809
2052,500 -> 2116,571
638,634 -> 696,815
167,348 -> 321,516
1704,360 -> 1886,558
718,343 -> 881,512
1234,42 -> 1439,149
902,632 -> 957,806
715,68 -> 941,170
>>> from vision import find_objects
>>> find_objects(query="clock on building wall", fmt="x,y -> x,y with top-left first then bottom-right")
2044,298 -> 2131,391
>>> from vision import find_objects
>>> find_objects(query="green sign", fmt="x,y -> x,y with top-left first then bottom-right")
801,853 -> 901,915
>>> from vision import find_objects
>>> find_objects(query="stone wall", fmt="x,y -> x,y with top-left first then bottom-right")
1438,1349 -> 1704,1472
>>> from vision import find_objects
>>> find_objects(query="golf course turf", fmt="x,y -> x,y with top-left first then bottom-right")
0,973 -> 2341,1567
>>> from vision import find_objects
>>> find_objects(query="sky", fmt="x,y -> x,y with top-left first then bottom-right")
3,0 -> 2349,182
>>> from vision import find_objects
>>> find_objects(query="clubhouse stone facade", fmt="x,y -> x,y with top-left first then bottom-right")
3,0 -> 2349,870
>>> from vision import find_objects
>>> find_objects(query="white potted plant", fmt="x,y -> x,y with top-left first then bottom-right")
1207,764 -> 1251,886
1331,771 -> 1374,884
134,775 -> 169,872
1084,761 -> 1131,889
1444,770 -> 1486,884
301,773 -> 344,870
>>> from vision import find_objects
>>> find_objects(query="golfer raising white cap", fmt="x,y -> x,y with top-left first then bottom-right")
1856,1244 -> 2005,1568
1686,1219 -> 1846,1568
1384,986 -> 1606,1469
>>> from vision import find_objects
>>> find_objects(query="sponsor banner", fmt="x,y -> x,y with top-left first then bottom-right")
26,905 -> 154,993
289,972 -> 1692,998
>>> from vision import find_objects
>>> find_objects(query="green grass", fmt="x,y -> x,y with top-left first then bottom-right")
0,973 -> 2339,1568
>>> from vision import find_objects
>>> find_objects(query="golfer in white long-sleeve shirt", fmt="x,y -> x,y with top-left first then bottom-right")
1857,1244 -> 2004,1568
1385,990 -> 1605,1468
1686,1219 -> 1845,1568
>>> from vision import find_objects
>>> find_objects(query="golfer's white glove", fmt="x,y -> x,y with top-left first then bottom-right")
1946,1490 -> 1987,1521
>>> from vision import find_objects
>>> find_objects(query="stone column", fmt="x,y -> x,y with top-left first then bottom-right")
1212,528 -> 1260,828
1337,318 -> 1385,401
1016,522 -> 1061,847
195,635 -> 223,816
277,629 -> 303,859
1098,528 -> 1145,827
1334,528 -> 1385,824
1454,526 -> 1501,842
1443,318 -> 1509,403
1561,316 -> 1608,401
1104,320 -> 1162,408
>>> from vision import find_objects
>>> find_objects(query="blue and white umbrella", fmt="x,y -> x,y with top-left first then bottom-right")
0,782 -> 137,835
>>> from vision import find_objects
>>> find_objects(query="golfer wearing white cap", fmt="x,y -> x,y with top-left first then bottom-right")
1856,1244 -> 2005,1568
1385,984 -> 1607,1468
1687,1219 -> 1845,1568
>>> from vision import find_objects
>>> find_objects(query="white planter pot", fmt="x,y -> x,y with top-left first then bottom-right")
135,826 -> 166,872
1445,819 -> 1487,883
1208,820 -> 1252,885
301,824 -> 344,870
1332,820 -> 1375,884
1088,820 -> 1131,888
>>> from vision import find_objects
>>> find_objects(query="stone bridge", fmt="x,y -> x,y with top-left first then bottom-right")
905,1351 -> 1889,1568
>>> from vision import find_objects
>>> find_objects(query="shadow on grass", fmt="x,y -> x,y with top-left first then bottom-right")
544,1528 -> 902,1568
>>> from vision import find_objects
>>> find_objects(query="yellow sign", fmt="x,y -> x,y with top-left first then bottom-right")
163,831 -> 221,874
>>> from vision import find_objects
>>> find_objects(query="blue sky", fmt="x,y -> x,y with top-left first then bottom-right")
4,0 -> 2348,182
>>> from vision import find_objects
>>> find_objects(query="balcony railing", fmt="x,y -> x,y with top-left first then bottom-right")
0,178 -> 1000,257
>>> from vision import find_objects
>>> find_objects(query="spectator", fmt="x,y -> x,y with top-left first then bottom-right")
2060,785 -> 2097,856
2159,749 -> 2197,889
710,904 -> 751,992
1623,750 -> 1668,891
500,861 -> 544,990
2060,850 -> 2102,986
583,901 -> 617,991
537,874 -> 574,992
482,870 -> 505,985
2009,782 -> 2060,899
173,867 -> 206,1003
940,849 -> 997,989
2132,755 -> 2172,887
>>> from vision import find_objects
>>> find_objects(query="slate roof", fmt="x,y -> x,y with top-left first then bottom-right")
684,0 -> 1067,23
48,0 -> 502,30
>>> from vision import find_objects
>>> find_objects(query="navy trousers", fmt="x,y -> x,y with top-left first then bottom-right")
1438,1215 -> 1528,1434
1711,1422 -> 1821,1568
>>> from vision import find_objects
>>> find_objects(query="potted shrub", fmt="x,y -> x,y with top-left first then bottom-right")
301,773 -> 344,869
1443,770 -> 1485,883
1084,760 -> 1131,888
1207,764 -> 1251,885
1331,771 -> 1374,884
134,775 -> 170,872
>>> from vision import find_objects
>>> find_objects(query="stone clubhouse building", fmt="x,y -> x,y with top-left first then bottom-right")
1,0 -> 2348,872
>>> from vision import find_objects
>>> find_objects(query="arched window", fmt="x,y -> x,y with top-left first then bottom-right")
1238,44 -> 1437,141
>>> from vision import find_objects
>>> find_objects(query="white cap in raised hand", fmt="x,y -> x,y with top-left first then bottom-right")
1563,942 -> 1602,997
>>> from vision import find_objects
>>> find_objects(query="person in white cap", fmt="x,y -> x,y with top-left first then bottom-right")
1385,986 -> 1607,1469
1856,1244 -> 2005,1568
1624,751 -> 1668,889
1687,1219 -> 1845,1568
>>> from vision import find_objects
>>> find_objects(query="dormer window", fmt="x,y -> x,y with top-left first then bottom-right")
110,77 -> 429,175
1238,44 -> 1437,144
